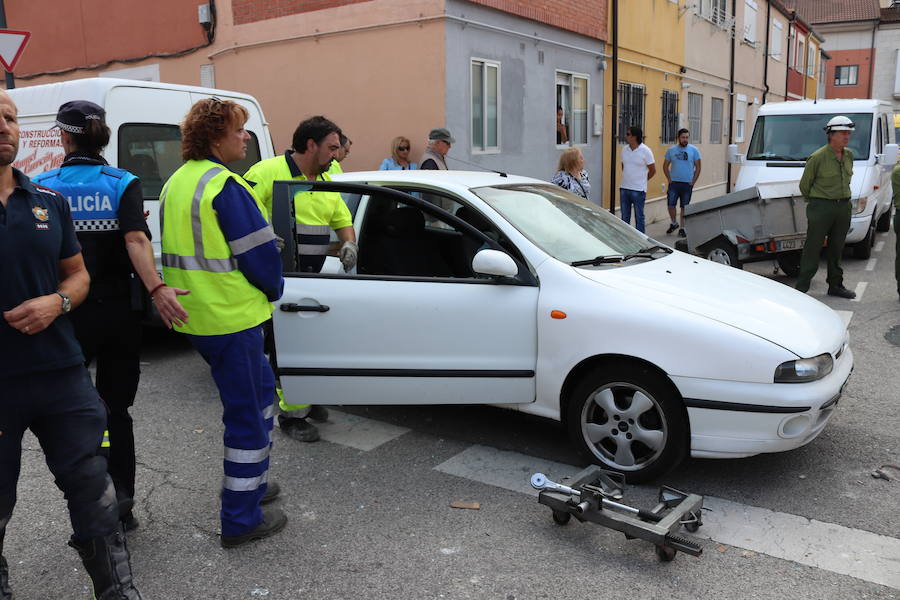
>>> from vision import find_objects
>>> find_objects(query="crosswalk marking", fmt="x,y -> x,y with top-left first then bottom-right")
851,281 -> 867,302
434,445 -> 900,590
834,310 -> 853,327
865,258 -> 877,271
315,410 -> 410,451
874,240 -> 885,253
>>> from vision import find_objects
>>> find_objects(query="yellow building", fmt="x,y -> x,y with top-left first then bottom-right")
602,0 -> 684,210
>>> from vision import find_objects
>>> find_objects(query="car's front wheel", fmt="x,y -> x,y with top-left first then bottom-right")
566,364 -> 688,483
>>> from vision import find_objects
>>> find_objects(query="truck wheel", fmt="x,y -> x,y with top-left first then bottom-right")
776,250 -> 802,277
876,207 -> 892,232
703,238 -> 742,269
566,364 -> 688,484
852,219 -> 875,259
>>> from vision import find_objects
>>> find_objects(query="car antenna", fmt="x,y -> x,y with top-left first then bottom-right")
446,156 -> 508,177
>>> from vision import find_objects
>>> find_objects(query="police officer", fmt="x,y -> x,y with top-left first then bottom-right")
0,91 -> 143,599
245,116 -> 357,443
162,98 -> 286,548
795,116 -> 857,298
33,101 -> 190,532
892,160 -> 900,302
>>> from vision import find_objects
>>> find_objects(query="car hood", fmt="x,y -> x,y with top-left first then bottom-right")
574,252 -> 846,358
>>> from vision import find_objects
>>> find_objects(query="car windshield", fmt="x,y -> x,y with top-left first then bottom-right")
472,183 -> 657,264
747,113 -> 873,161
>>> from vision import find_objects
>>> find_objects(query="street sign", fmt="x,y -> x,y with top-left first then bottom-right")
0,29 -> 30,72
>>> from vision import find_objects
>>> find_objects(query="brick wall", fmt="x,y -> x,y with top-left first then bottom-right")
467,0 -> 607,40
233,0 -> 374,25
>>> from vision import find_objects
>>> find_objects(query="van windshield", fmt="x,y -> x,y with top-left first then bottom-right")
747,113 -> 872,161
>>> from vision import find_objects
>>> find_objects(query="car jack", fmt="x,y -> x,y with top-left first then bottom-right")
531,466 -> 704,561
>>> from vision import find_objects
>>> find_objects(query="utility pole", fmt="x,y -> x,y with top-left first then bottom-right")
607,0 -> 618,214
0,0 -> 15,89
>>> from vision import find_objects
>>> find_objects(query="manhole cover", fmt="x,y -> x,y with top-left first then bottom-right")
885,325 -> 900,346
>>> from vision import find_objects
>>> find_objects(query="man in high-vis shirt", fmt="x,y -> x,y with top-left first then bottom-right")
245,116 -> 357,443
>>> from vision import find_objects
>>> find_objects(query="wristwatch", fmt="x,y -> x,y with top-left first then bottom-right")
56,291 -> 71,314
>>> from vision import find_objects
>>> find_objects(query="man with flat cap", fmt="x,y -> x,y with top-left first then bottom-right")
418,128 -> 455,170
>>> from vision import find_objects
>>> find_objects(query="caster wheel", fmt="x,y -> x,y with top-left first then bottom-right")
683,511 -> 701,533
552,510 -> 571,526
655,545 -> 677,562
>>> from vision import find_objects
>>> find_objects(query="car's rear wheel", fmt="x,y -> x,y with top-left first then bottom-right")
702,237 -> 742,269
566,364 -> 688,483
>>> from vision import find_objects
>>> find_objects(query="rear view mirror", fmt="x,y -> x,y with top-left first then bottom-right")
727,144 -> 745,165
877,143 -> 899,167
472,249 -> 518,278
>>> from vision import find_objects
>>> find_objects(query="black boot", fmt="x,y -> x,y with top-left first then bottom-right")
69,527 -> 142,600
0,555 -> 11,600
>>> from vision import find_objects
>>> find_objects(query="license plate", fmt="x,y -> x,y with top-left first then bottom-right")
779,238 -> 804,251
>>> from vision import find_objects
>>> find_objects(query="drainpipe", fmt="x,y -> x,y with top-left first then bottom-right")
784,11 -> 795,100
727,0 -> 736,192
608,0 -> 619,213
0,0 -> 15,89
868,20 -> 877,97
762,0 -> 771,104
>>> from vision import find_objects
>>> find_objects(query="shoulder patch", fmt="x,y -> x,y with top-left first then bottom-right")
33,183 -> 62,197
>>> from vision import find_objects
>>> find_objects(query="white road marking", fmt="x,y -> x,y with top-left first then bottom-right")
314,410 -> 410,451
833,310 -> 853,327
850,281 -> 867,302
434,445 -> 900,590
865,258 -> 877,271
874,240 -> 885,253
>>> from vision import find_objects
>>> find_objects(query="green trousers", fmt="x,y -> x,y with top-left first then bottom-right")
795,198 -> 851,292
894,212 -> 900,296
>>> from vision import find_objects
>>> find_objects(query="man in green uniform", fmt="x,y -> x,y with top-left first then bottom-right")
893,161 -> 900,302
795,115 -> 857,299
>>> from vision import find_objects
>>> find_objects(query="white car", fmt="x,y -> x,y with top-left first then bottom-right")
270,171 -> 852,482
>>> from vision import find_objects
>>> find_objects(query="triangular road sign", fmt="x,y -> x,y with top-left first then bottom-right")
0,30 -> 30,72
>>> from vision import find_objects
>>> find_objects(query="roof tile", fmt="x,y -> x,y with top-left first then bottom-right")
780,0 -> 880,24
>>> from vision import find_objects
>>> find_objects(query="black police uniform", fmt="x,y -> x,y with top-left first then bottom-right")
0,168 -> 119,564
35,152 -> 149,524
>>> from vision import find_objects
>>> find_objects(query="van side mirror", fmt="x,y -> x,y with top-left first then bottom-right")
877,143 -> 899,167
472,249 -> 518,278
727,144 -> 745,165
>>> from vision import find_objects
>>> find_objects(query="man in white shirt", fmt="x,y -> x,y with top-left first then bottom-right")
620,126 -> 656,233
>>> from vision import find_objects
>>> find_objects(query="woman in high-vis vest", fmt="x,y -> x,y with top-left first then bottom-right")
160,98 -> 286,548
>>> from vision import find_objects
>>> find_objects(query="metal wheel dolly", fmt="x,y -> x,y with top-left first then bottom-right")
531,466 -> 704,562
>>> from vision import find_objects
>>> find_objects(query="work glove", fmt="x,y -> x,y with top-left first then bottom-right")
339,241 -> 358,272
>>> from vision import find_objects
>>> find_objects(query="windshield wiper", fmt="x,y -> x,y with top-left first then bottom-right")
750,154 -> 804,161
637,244 -> 673,255
571,247 -> 669,267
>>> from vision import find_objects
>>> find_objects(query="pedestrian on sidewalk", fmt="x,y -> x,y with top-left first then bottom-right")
794,116 -> 856,299
552,147 -> 590,200
620,126 -> 656,233
893,160 -> 900,302
663,129 -> 701,238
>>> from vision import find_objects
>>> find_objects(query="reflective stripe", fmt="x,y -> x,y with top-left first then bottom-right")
298,243 -> 330,256
101,430 -> 110,448
159,184 -> 167,237
192,167 -> 224,258
224,445 -> 270,464
263,402 -> 276,419
297,224 -> 331,235
223,471 -> 268,492
162,253 -> 238,273
228,225 -> 276,256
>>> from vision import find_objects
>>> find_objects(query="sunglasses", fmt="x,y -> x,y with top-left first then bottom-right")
397,146 -> 410,151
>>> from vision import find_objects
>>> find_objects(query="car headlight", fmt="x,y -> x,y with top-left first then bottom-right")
774,353 -> 833,383
851,195 -> 868,214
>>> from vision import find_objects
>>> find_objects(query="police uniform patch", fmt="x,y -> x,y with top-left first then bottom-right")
32,206 -> 49,222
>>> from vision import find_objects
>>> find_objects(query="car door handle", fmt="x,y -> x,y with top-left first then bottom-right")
279,303 -> 330,313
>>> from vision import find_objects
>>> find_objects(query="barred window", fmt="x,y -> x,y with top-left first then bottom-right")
618,83 -> 646,143
661,90 -> 679,144
710,97 -> 723,144
688,92 -> 703,144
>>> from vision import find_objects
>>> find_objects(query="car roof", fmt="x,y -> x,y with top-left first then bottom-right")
330,169 -> 547,193
758,98 -> 888,116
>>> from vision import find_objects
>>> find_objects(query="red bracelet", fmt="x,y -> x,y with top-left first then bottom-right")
149,282 -> 167,297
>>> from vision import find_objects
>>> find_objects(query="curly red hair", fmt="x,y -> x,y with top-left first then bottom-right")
180,98 -> 249,161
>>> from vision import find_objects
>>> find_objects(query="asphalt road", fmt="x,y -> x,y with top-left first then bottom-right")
5,226 -> 900,600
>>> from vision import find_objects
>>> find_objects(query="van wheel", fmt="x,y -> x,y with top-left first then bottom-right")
852,218 -> 875,259
876,207 -> 892,232
566,364 -> 688,483
703,238 -> 742,269
776,250 -> 802,277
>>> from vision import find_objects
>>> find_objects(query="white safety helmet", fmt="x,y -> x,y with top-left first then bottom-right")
824,115 -> 855,132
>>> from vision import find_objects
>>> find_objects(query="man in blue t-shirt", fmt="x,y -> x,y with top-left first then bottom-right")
663,128 -> 702,238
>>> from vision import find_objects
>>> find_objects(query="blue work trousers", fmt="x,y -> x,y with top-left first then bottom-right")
189,325 -> 276,537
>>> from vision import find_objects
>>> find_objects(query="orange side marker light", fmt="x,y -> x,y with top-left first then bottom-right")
550,310 -> 567,319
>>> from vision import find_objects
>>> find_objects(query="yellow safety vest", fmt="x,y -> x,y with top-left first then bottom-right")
160,159 -> 273,336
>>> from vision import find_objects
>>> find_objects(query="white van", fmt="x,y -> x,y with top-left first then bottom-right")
8,77 -> 276,269
731,99 -> 898,259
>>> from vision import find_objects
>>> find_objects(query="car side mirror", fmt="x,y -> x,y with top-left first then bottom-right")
877,143 -> 898,167
472,249 -> 518,278
727,144 -> 745,165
